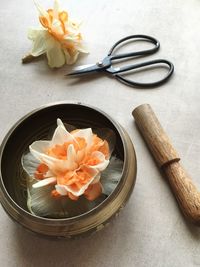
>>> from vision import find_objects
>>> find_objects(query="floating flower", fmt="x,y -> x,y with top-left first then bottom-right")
26,0 -> 88,68
26,119 -> 111,201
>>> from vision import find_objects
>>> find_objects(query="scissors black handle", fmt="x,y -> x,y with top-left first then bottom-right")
104,34 -> 174,88
108,34 -> 160,60
114,59 -> 174,88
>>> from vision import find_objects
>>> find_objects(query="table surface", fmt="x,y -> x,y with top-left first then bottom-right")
1,0 -> 200,266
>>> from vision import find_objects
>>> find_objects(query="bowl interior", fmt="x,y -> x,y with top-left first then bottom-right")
0,103 -> 124,213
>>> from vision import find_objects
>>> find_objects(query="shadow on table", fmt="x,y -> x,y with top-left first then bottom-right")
181,216 -> 200,240
12,208 -> 133,267
65,72 -> 107,87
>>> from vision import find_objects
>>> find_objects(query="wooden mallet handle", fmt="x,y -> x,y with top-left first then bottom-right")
132,104 -> 200,225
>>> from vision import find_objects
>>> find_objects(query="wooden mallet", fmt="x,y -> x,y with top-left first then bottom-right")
132,104 -> 200,226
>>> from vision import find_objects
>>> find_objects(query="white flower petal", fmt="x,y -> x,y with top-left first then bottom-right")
28,28 -> 43,40
46,37 -> 66,68
34,0 -> 49,20
55,185 -> 68,196
57,118 -> 64,127
72,128 -> 93,148
76,42 -> 89,53
30,140 -> 50,156
30,30 -> 47,56
50,120 -> 75,146
63,34 -> 88,54
91,173 -> 101,184
89,151 -> 109,171
67,144 -> 77,163
53,0 -> 60,19
22,151 -> 40,177
33,177 -> 57,188
63,49 -> 79,65
63,49 -> 71,63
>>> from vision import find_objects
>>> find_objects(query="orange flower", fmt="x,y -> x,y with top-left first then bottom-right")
29,119 -> 111,201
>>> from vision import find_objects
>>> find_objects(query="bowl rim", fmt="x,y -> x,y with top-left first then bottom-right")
0,101 -> 135,224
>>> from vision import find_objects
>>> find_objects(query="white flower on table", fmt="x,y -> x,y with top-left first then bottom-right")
28,0 -> 88,68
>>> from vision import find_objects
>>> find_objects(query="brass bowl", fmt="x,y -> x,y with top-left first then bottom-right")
0,102 -> 136,238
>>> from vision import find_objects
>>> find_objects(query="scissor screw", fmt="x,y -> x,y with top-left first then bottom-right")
97,61 -> 104,67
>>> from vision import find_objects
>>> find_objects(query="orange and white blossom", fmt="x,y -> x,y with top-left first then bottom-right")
28,0 -> 88,68
30,119 -> 110,201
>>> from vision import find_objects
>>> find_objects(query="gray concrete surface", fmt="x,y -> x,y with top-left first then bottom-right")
0,0 -> 200,266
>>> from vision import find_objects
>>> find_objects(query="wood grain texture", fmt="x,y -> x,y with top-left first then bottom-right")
133,104 -> 200,225
132,104 -> 180,167
164,162 -> 200,225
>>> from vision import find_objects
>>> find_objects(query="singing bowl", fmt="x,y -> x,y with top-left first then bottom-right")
0,102 -> 137,238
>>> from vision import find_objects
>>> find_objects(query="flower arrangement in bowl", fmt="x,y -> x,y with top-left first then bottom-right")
0,102 -> 136,238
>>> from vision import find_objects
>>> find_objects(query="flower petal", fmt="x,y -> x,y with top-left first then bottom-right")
55,184 -> 68,195
76,42 -> 89,53
57,118 -> 64,127
30,140 -> 50,159
22,151 -> 40,177
63,49 -> 79,65
84,182 -> 102,201
89,151 -> 109,171
68,192 -> 79,201
77,149 -> 85,162
91,172 -> 101,184
94,128 -> 116,157
64,167 -> 99,196
46,36 -> 66,68
53,0 -> 60,19
50,119 -> 75,146
30,30 -> 47,57
28,28 -> 43,40
32,177 -> 57,188
72,128 -> 93,149
34,0 -> 49,18
64,33 -> 88,54
67,144 -> 77,163
30,141 -> 77,172
51,19 -> 64,35
45,170 -> 54,178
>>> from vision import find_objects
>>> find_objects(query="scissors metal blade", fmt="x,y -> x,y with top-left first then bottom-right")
66,63 -> 102,76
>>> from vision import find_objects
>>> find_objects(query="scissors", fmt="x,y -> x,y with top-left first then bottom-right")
66,34 -> 174,88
